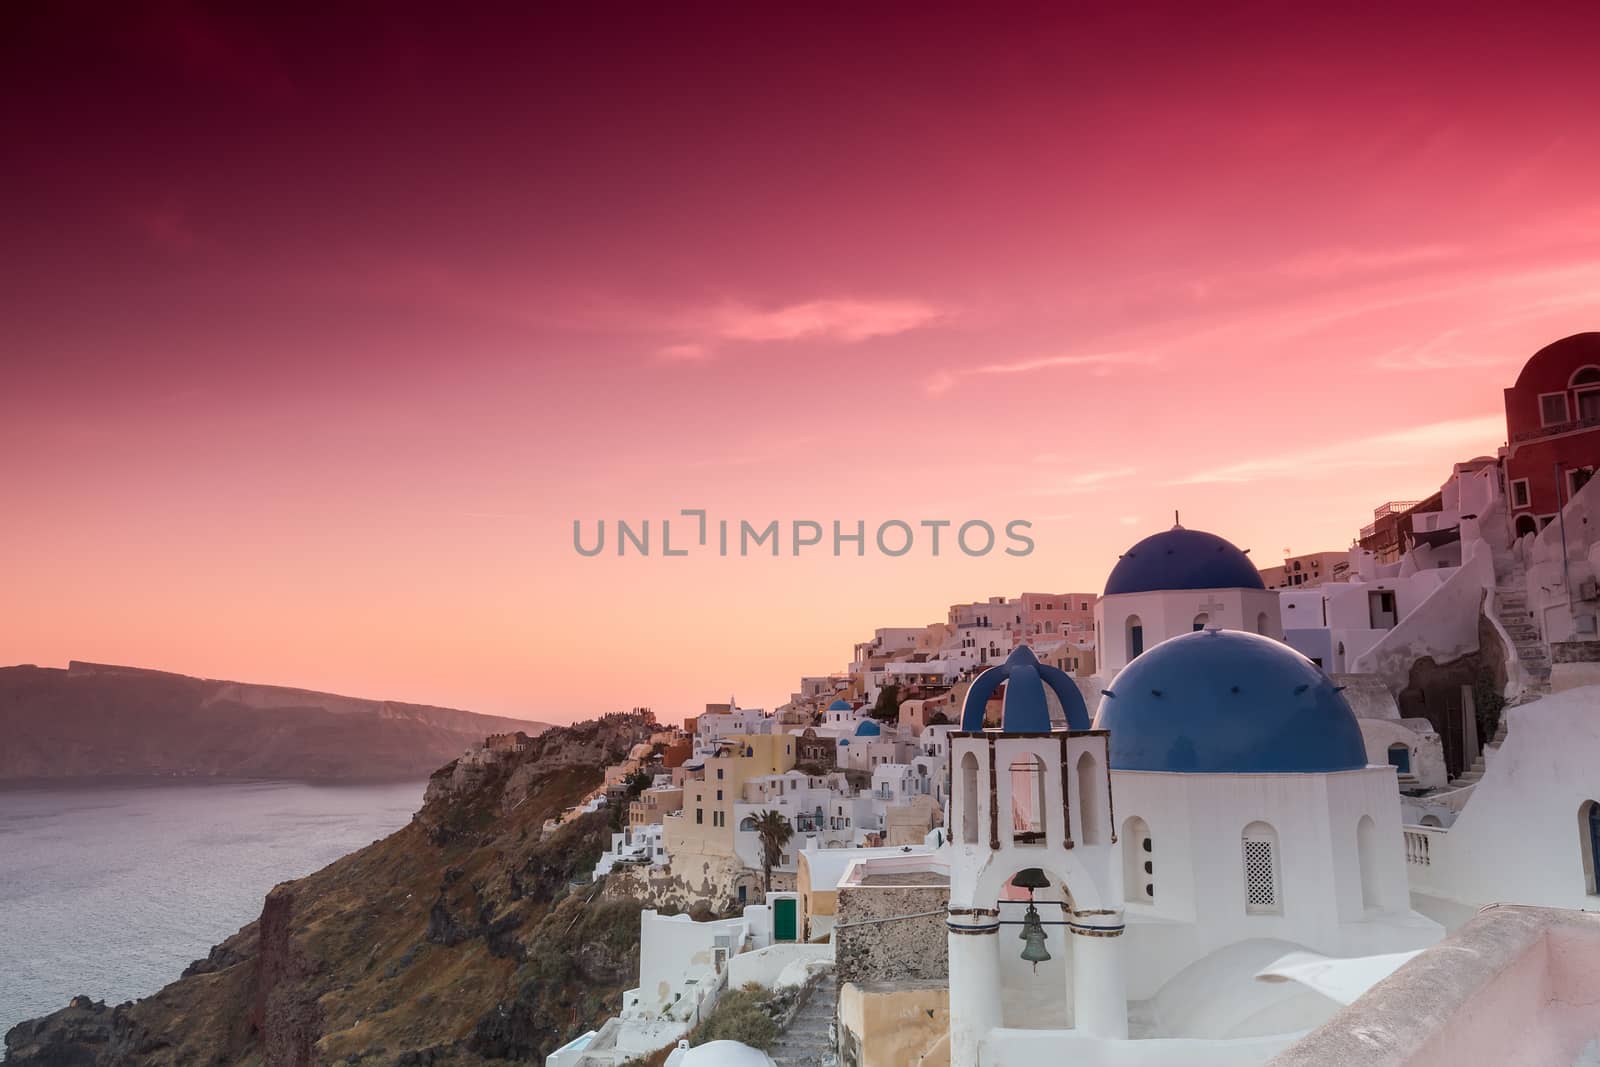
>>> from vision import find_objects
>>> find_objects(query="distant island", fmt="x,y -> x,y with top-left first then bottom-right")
0,661 -> 551,782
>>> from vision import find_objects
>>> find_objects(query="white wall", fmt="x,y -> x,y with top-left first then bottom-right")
1112,768 -> 1441,1001
632,911 -> 752,1019
1406,686 -> 1600,926
1097,588 -> 1282,676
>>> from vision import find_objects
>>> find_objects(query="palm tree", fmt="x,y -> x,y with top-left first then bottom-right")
752,809 -> 793,895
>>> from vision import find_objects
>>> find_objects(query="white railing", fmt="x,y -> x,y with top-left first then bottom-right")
1403,826 -> 1443,866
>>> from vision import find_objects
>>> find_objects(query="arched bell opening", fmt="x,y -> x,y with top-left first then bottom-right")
995,866 -> 1076,1029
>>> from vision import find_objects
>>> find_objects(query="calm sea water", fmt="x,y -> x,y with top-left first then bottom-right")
0,779 -> 424,1036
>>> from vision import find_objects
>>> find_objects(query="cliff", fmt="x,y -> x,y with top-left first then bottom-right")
0,662 -> 552,782
4,711 -> 660,1066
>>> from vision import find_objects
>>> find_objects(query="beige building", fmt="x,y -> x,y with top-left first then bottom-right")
662,733 -> 797,861
1260,549 -> 1351,589
628,785 -> 683,827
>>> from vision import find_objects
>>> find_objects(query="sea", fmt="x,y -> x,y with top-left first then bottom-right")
0,779 -> 424,1036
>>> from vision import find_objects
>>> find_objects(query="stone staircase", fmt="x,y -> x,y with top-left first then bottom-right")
769,977 -> 838,1067
1492,558 -> 1552,696
1452,556 -> 1546,787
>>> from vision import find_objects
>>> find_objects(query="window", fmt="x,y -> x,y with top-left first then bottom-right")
1515,513 -> 1539,537
1256,611 -> 1270,635
960,752 -> 980,844
1076,751 -> 1102,845
1123,816 -> 1153,902
1570,467 -> 1595,498
1358,815 -> 1380,911
1387,743 -> 1411,774
717,768 -> 724,780
1242,822 -> 1281,915
1126,615 -> 1144,661
1581,393 -> 1600,422
1011,754 -> 1048,845
1511,478 -> 1531,509
696,808 -> 703,824
1573,366 -> 1600,388
716,789 -> 723,801
1192,612 -> 1209,632
1541,392 -> 1570,427
1582,801 -> 1600,895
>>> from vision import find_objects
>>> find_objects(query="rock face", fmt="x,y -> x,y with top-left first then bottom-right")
4,712 -> 660,1066
0,661 -> 551,781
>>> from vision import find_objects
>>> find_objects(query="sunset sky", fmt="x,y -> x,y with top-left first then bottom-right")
7,4 -> 1600,723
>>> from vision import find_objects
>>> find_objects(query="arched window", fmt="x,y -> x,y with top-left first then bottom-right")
1241,821 -> 1282,915
960,752 -> 980,845
1192,612 -> 1209,632
1581,801 -> 1600,895
739,816 -> 757,832
1387,743 -> 1411,774
1570,366 -> 1600,388
1076,750 -> 1102,845
1420,814 -> 1443,828
1357,815 -> 1379,911
1011,754 -> 1048,845
1123,816 -> 1153,902
1256,611 -> 1270,635
1126,615 -> 1144,661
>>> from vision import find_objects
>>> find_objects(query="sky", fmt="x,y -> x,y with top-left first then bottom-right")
6,3 -> 1600,724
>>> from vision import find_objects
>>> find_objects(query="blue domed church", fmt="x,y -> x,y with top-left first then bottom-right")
937,614 -> 1441,1064
1095,522 -> 1285,678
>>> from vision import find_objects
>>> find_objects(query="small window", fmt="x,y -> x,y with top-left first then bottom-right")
1583,801 -> 1600,895
1511,478 -> 1531,509
1242,822 -> 1281,915
1388,743 -> 1411,774
1541,392 -> 1570,427
696,808 -> 703,824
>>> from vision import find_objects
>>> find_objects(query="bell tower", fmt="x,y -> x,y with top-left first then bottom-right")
945,645 -> 1128,1063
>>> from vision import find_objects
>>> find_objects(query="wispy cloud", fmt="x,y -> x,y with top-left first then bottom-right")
1275,243 -> 1463,281
925,350 -> 1151,395
1173,415 -> 1504,485
656,342 -> 711,361
129,202 -> 205,254
704,298 -> 943,344
1372,328 -> 1510,372
657,297 -> 945,362
1030,467 -> 1138,496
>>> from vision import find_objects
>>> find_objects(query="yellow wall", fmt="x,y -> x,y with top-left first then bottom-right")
838,982 -> 950,1067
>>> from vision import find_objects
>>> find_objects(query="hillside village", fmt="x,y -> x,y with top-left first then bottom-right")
508,332 -> 1600,1067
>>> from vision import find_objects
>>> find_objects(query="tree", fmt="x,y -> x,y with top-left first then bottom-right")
871,683 -> 901,722
752,809 -> 793,894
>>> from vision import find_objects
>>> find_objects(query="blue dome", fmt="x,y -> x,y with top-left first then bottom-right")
838,739 -> 849,746
1104,526 -> 1264,595
1094,629 -> 1366,773
854,720 -> 882,736
827,698 -> 853,711
960,644 -> 1091,732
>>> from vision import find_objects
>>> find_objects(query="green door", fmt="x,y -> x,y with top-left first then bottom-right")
774,897 -> 797,942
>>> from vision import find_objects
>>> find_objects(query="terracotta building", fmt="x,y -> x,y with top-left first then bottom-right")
1503,332 -> 1600,537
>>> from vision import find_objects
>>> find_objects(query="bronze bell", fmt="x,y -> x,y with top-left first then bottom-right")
1018,901 -> 1052,970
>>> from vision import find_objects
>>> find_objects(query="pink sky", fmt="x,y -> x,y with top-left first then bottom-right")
6,5 -> 1600,723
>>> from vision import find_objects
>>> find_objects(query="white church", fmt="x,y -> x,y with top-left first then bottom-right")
939,616 -> 1442,1066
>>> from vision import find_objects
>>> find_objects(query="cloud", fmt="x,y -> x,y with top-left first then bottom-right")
1173,415 -> 1504,485
129,202 -> 204,253
1372,329 -> 1511,372
1030,467 -> 1138,495
656,342 -> 711,361
702,298 -> 944,344
925,350 -> 1151,395
1275,244 -> 1464,281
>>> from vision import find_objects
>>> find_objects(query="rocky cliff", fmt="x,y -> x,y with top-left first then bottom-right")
3,711 -> 659,1066
0,662 -> 551,781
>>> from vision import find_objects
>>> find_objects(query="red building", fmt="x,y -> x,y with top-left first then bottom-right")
1503,333 -> 1600,537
